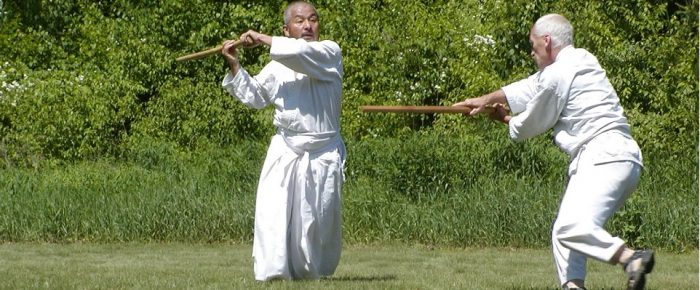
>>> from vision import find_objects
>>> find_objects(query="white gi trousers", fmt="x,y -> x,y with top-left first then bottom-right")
253,130 -> 345,281
552,131 -> 642,285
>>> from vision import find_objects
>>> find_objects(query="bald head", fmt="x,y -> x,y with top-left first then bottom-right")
282,1 -> 320,41
532,14 -> 573,49
284,1 -> 318,25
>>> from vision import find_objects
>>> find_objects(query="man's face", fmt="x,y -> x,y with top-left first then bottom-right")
529,28 -> 554,70
283,3 -> 319,41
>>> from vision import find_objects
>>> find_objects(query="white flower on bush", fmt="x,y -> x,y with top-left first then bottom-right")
1,76 -> 28,104
474,34 -> 495,46
2,80 -> 21,91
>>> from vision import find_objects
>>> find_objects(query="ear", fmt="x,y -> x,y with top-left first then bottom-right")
544,35 -> 553,52
283,25 -> 289,37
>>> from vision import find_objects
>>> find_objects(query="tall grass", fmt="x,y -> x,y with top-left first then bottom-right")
0,132 -> 697,251
0,139 -> 265,242
343,129 -> 697,251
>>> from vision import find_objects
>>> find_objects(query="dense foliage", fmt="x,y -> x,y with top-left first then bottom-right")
0,0 -> 697,250
0,0 -> 696,160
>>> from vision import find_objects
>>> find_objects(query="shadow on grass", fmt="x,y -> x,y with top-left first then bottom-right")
261,275 -> 397,283
325,274 -> 398,282
504,287 -> 617,290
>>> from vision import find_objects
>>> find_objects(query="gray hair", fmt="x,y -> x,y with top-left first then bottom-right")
532,14 -> 573,48
283,1 -> 318,25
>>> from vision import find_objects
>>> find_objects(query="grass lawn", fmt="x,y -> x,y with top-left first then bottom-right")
0,243 -> 696,289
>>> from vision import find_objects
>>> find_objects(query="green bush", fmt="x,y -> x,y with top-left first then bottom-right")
0,61 -> 143,165
1,0 -> 696,162
0,0 -> 696,250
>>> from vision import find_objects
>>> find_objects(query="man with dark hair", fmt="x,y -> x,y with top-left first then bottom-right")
454,14 -> 654,290
221,1 -> 345,281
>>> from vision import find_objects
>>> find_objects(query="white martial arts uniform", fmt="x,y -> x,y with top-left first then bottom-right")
222,36 -> 345,281
501,45 -> 643,285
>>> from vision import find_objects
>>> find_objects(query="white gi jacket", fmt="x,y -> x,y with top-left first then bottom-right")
222,36 -> 345,281
502,45 -> 643,174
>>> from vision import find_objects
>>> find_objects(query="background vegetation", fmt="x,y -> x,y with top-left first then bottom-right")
0,0 -> 697,251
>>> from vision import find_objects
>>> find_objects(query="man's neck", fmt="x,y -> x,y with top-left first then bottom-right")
553,45 -> 574,62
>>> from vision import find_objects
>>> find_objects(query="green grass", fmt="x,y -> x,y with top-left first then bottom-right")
1,137 -> 696,251
0,243 -> 696,289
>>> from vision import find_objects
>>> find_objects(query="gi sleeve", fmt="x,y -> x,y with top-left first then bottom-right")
221,67 -> 274,109
508,71 -> 570,141
502,73 -> 539,114
269,36 -> 343,82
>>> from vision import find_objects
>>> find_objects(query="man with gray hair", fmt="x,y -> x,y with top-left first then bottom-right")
220,0 -> 345,281
453,14 -> 654,290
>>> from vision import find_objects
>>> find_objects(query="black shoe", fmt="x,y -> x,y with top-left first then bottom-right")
562,287 -> 587,290
623,249 -> 655,290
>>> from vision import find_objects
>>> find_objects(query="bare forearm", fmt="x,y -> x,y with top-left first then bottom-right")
255,34 -> 272,46
481,89 -> 507,105
453,89 -> 509,116
229,60 -> 241,75
241,30 -> 272,47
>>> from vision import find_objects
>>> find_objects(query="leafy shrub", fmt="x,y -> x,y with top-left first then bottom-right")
0,61 -> 143,165
1,0 -> 696,163
0,0 -> 696,249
